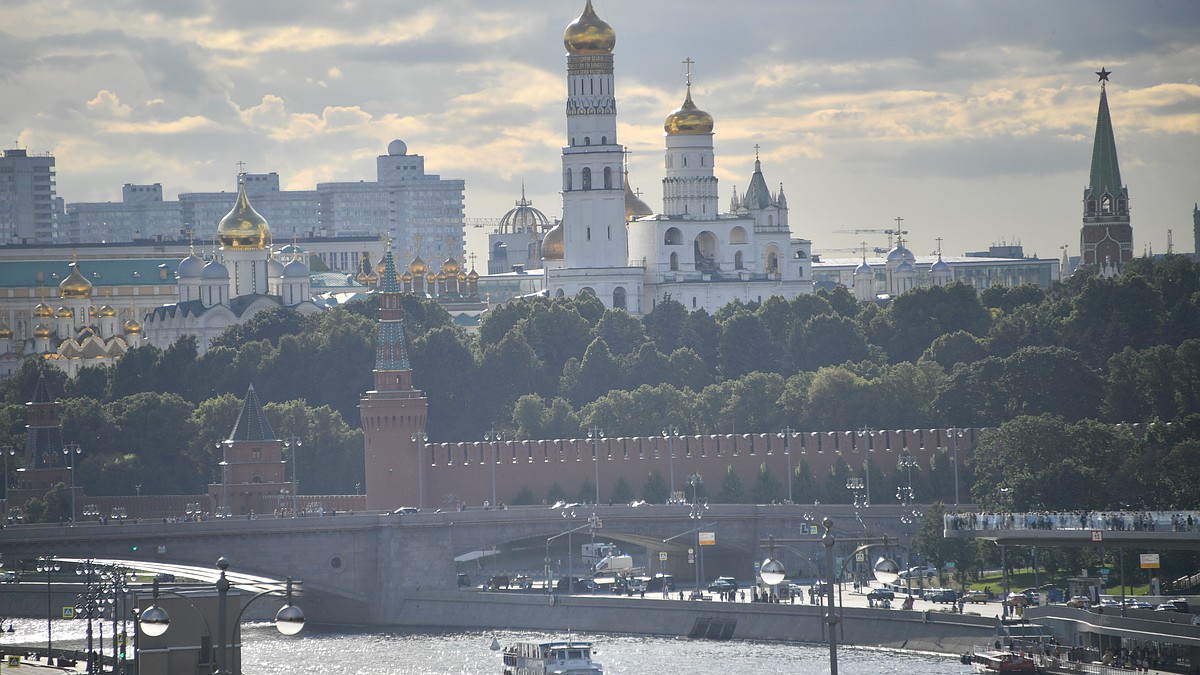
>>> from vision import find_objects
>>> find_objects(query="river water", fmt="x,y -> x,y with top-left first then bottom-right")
4,618 -> 967,674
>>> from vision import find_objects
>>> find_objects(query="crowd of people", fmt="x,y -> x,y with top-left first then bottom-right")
945,510 -> 1198,532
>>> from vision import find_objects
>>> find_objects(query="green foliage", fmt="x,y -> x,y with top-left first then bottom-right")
642,470 -> 669,504
610,477 -> 635,504
716,465 -> 745,503
511,486 -> 537,506
752,463 -> 783,504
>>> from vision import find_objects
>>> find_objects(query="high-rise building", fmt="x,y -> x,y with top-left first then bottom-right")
65,183 -> 183,244
1079,68 -> 1132,275
0,148 -> 59,244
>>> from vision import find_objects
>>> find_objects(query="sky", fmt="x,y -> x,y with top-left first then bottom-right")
2,0 -> 1198,264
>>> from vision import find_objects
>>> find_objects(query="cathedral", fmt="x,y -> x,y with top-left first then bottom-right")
541,1 -> 813,315
141,174 -> 322,353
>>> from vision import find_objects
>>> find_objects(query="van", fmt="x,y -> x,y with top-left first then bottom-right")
646,574 -> 675,593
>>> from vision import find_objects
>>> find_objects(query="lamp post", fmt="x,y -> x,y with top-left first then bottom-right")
857,427 -> 874,507
688,473 -> 707,596
587,427 -> 603,505
139,557 -> 304,675
822,518 -> 840,675
75,559 -> 104,674
777,428 -> 795,503
661,426 -> 679,499
216,441 -> 230,518
63,443 -> 82,524
284,437 -> 302,517
896,451 -> 917,597
36,556 -> 60,656
411,431 -> 428,509
951,428 -> 964,506
545,514 -> 602,595
483,429 -> 502,508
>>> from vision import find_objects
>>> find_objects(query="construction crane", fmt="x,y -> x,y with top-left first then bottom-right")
833,217 -> 909,249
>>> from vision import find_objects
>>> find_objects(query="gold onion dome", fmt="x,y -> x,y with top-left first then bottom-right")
564,0 -> 615,55
216,176 -> 272,250
409,256 -> 427,276
98,304 -> 117,318
123,317 -> 142,334
401,270 -> 413,283
443,257 -> 461,275
542,222 -> 564,261
467,267 -> 479,281
60,263 -> 93,299
665,86 -> 714,135
0,325 -> 12,339
624,179 -> 653,220
56,306 -> 73,319
34,302 -> 53,318
34,324 -> 52,339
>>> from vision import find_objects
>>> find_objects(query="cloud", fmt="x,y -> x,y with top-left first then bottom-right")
86,90 -> 132,118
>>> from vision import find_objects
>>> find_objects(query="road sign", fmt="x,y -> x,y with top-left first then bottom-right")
1091,530 -> 1104,542
699,532 -> 715,546
855,552 -> 865,562
62,607 -> 75,619
1140,554 -> 1161,569
659,552 -> 668,562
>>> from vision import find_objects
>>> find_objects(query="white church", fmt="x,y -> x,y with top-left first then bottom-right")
540,1 -> 814,315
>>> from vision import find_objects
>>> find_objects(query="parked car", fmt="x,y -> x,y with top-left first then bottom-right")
1123,599 -> 1154,610
899,565 -> 938,579
812,581 -> 830,597
486,574 -> 511,590
646,574 -> 676,593
1066,596 -> 1091,609
512,575 -> 532,589
962,590 -> 988,604
0,571 -> 18,582
708,576 -> 738,592
456,573 -> 472,588
1156,598 -> 1190,613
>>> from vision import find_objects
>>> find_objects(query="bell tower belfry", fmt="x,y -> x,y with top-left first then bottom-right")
360,244 -> 429,510
1079,68 -> 1133,273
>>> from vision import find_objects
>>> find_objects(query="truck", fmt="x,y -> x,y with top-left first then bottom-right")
593,554 -> 634,575
581,542 -> 618,566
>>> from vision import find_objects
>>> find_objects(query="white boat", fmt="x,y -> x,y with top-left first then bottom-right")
963,650 -> 1038,673
501,639 -> 604,675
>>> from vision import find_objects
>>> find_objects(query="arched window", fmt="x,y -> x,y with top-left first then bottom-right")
601,136 -> 607,145
670,252 -> 679,270
586,226 -> 591,241
584,137 -> 591,146
565,169 -> 572,191
683,156 -> 688,167
603,166 -> 612,189
582,168 -> 592,190
700,156 -> 705,166
613,287 -> 626,310
768,215 -> 773,226
766,251 -> 779,274
734,251 -> 744,269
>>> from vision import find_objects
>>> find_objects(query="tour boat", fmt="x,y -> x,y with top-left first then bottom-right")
964,650 -> 1038,673
501,639 -> 604,675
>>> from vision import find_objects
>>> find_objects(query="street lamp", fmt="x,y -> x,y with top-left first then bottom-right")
821,518 -> 840,675
661,426 -> 679,500
76,560 -> 104,674
411,431 -> 428,509
777,428 -> 796,503
857,427 -> 874,507
545,514 -> 602,595
483,429 -> 502,508
587,427 -> 603,505
139,557 -> 304,675
688,473 -> 708,596
36,556 -> 60,655
62,443 -> 82,524
284,437 -> 302,517
2,445 -> 15,503
951,428 -> 965,506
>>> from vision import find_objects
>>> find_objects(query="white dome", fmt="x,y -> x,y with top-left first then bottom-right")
387,139 -> 408,156
931,257 -> 951,272
201,260 -> 229,280
896,260 -> 916,274
887,246 -> 915,264
267,257 -> 285,278
854,261 -> 872,276
283,258 -> 308,278
178,254 -> 205,279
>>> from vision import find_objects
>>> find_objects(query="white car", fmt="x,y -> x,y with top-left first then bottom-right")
898,566 -> 938,579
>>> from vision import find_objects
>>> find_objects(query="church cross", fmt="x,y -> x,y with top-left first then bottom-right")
935,236 -> 943,256
236,160 -> 246,174
754,144 -> 761,161
683,57 -> 694,86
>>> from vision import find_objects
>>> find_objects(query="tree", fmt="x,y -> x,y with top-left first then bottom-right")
610,477 -> 635,504
790,313 -> 873,373
873,282 -> 991,363
716,312 -> 777,379
642,470 -> 669,504
920,330 -> 987,374
752,463 -> 783,504
1063,274 -> 1165,366
411,325 -> 478,440
595,309 -> 649,357
642,299 -> 689,354
715,465 -> 745,504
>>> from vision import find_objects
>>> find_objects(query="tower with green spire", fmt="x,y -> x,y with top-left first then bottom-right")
1079,68 -> 1133,272
359,243 -> 429,511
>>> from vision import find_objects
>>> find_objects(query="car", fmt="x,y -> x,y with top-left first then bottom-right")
153,573 -> 176,583
392,507 -> 419,514
962,590 -> 988,604
646,574 -> 676,593
867,588 -> 895,602
1156,598 -> 1190,613
1066,595 -> 1091,609
812,581 -> 830,597
512,574 -> 532,589
486,574 -> 510,590
928,589 -> 958,603
899,565 -> 938,580
456,573 -> 472,588
1003,593 -> 1030,607
0,571 -> 18,583
1123,599 -> 1153,610
708,576 -> 738,592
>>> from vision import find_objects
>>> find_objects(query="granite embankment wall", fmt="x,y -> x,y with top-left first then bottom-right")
394,590 -> 996,655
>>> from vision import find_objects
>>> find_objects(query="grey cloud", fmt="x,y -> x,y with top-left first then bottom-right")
888,134 -> 1089,179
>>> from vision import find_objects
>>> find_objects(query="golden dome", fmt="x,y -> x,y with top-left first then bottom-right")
34,324 -> 52,339
624,178 -> 653,220
59,263 -> 93,299
467,268 -> 479,281
542,221 -> 564,261
56,306 -> 73,319
401,271 -> 413,283
34,302 -> 53,318
409,256 -> 427,276
442,257 -> 461,275
0,325 -> 12,340
664,86 -> 714,135
564,0 -> 615,55
98,304 -> 117,318
123,317 -> 142,334
216,178 -> 272,250
458,270 -> 468,282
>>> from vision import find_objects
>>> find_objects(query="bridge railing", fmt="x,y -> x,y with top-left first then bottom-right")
945,511 -> 1200,533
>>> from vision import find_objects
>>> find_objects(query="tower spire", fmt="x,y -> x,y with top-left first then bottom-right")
1087,68 -> 1122,200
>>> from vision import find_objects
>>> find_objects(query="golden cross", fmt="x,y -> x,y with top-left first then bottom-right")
683,57 -> 694,86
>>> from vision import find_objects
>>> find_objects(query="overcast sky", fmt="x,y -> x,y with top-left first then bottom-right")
3,0 -> 1198,263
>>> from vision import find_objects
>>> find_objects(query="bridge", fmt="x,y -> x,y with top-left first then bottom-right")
943,511 -> 1200,549
0,503 -> 919,625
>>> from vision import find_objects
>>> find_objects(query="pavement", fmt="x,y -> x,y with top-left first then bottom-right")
0,654 -> 85,672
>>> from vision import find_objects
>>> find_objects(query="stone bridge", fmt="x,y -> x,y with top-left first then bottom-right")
0,503 -> 920,625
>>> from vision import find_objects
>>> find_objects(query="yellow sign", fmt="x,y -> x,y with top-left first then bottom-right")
62,607 -> 75,619
659,552 -> 668,561
1140,553 -> 1161,569
6,654 -> 20,666
698,532 -> 715,546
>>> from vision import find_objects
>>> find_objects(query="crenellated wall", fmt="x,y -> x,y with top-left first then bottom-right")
416,428 -> 988,508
